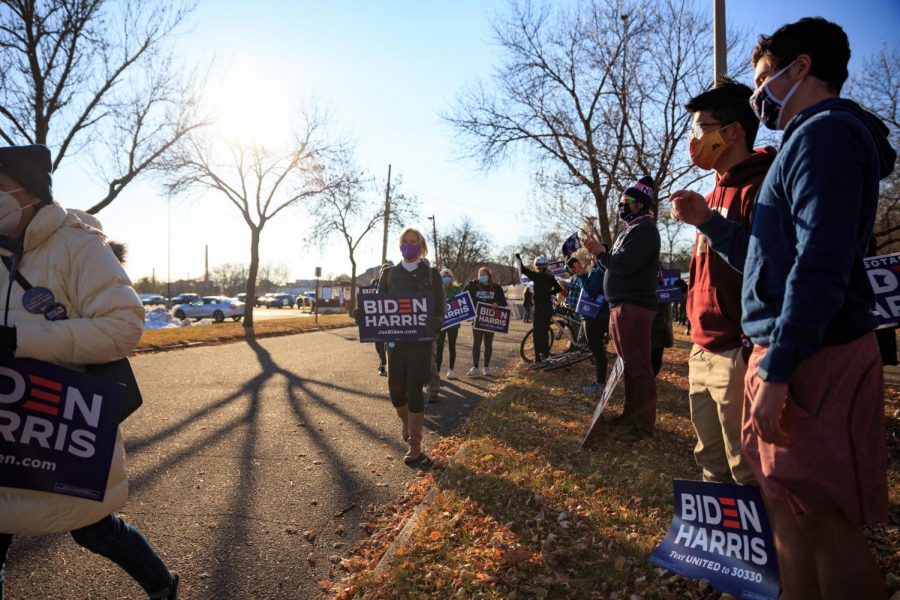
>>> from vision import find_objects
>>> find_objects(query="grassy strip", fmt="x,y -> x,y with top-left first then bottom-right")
329,333 -> 900,599
136,314 -> 354,352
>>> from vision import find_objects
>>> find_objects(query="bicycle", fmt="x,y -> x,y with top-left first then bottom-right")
520,305 -> 594,371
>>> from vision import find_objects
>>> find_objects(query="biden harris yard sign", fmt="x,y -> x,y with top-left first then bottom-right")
442,291 -> 476,330
357,291 -> 435,342
650,480 -> 779,600
0,358 -> 123,501
473,302 -> 511,334
866,252 -> 900,328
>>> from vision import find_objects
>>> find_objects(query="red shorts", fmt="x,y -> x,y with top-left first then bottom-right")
743,333 -> 888,524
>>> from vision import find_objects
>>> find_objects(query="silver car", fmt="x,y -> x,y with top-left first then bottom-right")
172,296 -> 244,323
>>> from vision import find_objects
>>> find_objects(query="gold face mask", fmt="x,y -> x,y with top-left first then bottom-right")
688,128 -> 730,171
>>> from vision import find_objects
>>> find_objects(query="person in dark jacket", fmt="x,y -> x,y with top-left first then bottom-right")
671,78 -> 776,487
516,255 -> 562,361
436,268 -> 463,379
650,301 -> 673,376
371,271 -> 389,376
522,286 -> 534,322
463,266 -> 507,377
674,18 -> 895,598
377,227 -> 444,464
584,175 -> 661,442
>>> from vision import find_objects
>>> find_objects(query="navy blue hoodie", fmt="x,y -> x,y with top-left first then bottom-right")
703,98 -> 895,383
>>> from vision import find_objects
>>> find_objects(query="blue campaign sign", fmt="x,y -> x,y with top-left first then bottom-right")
865,252 -> 900,328
547,260 -> 568,276
575,288 -> 606,319
473,302 -> 511,333
657,268 -> 682,303
650,480 -> 779,600
357,291 -> 435,343
442,291 -> 476,330
0,358 -> 123,502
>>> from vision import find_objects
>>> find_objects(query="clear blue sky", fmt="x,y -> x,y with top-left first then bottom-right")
50,0 -> 899,287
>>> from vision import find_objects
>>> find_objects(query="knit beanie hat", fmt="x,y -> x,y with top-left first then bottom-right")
622,175 -> 654,208
0,145 -> 53,204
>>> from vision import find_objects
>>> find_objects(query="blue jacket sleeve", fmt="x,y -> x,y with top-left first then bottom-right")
578,265 -> 604,297
697,212 -> 749,274
759,116 -> 870,382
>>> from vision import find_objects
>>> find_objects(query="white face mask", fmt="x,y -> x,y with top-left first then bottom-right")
0,188 -> 36,236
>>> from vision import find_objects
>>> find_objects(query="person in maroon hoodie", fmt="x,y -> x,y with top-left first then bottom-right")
671,78 -> 776,485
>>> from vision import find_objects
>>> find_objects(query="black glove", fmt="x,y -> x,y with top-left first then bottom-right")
426,316 -> 443,333
352,308 -> 362,325
0,326 -> 16,362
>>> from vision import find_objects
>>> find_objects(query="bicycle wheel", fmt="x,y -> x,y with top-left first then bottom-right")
543,350 -> 593,372
519,325 -> 556,363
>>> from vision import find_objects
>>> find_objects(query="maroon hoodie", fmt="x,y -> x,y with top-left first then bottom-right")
687,148 -> 776,352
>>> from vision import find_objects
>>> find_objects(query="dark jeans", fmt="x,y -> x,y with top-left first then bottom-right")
609,304 -> 658,433
584,316 -> 609,384
532,305 -> 552,358
0,514 -> 172,599
523,305 -> 532,322
651,346 -> 664,376
387,341 -> 432,413
472,330 -> 495,367
436,326 -> 458,372
375,341 -> 386,367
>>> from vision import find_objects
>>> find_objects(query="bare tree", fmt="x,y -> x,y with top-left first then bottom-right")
517,228 -> 567,264
851,44 -> 900,253
210,262 -> 249,297
437,218 -> 492,284
165,110 -> 340,328
307,157 -> 418,311
0,0 -> 205,213
446,0 -> 747,244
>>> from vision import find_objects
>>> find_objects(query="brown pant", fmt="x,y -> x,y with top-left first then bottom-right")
608,304 -> 657,432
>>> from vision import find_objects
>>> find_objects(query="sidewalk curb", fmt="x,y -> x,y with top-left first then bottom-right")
372,439 -> 472,574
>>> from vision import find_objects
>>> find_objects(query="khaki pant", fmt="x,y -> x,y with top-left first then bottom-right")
688,344 -> 755,485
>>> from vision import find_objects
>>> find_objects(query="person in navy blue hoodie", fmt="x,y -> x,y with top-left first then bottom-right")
673,18 -> 895,599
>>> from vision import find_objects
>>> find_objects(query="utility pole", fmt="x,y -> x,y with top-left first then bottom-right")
713,0 -> 727,85
380,164 -> 392,265
204,244 -> 209,294
427,215 -> 439,269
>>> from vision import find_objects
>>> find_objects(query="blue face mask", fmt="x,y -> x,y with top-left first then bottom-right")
478,274 -> 489,284
749,59 -> 802,130
442,276 -> 452,285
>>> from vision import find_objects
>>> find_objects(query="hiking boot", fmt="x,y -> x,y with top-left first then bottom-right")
404,411 -> 426,464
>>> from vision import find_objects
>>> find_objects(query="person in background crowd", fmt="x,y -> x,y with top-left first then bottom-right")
516,254 -> 562,362
558,256 -> 586,347
464,266 -> 507,377
377,227 -> 444,464
0,145 -> 179,599
675,18 -> 895,598
584,175 -> 661,443
674,277 -> 689,332
650,301 -> 673,376
371,271 -> 388,376
671,78 -> 776,488
436,268 -> 462,380
522,286 -> 533,323
574,250 -> 611,394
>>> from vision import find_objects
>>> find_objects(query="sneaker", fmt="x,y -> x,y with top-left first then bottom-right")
482,366 -> 491,377
467,366 -> 479,377
446,369 -> 457,379
377,365 -> 387,377
582,381 -> 605,394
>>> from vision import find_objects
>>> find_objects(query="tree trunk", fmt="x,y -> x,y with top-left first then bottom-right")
244,227 -> 261,329
348,257 -> 358,313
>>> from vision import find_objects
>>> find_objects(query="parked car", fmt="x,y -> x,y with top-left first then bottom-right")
256,293 -> 274,308
170,292 -> 200,305
139,294 -> 167,306
264,293 -> 295,308
235,293 -> 249,304
172,296 -> 244,322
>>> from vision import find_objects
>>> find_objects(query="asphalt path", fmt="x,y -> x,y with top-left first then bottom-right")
4,319 -> 530,599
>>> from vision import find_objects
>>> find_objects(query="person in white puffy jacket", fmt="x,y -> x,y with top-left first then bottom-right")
0,145 -> 178,599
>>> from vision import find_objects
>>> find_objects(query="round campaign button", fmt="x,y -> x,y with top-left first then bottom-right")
44,302 -> 68,321
22,287 -> 55,314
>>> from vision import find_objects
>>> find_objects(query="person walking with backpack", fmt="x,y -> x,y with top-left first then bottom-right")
464,266 -> 506,377
377,227 -> 444,464
0,145 -> 179,599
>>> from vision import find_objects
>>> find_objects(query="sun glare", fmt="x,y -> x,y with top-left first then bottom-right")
204,62 -> 295,146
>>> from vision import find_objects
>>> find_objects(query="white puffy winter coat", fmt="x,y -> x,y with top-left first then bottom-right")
0,203 -> 143,534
